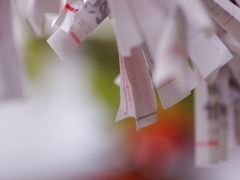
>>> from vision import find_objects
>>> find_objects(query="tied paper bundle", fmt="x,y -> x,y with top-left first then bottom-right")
44,0 -> 234,126
24,0 -> 240,166
46,0 -> 208,129
0,0 -> 25,102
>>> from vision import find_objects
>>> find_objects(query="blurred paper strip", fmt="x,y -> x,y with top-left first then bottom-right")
27,0 -> 61,37
157,77 -> 190,109
195,66 -> 230,166
108,0 -> 142,56
116,54 -> 135,122
223,33 -> 240,55
195,81 -> 220,166
210,34 -> 233,67
204,34 -> 233,83
175,0 -> 214,36
128,0 -> 166,58
0,0 -> 25,101
216,66 -> 229,162
125,47 -> 157,130
203,0 -> 240,42
48,0 -> 108,60
227,55 -> 240,146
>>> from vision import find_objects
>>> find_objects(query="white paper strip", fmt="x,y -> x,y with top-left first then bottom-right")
222,33 -> 240,55
204,33 -> 233,83
128,0 -> 166,58
210,33 -> 233,67
0,0 -> 25,101
216,66 -> 229,162
48,0 -> 108,60
203,0 -> 240,42
175,0 -> 214,36
116,47 -> 157,130
195,65 -> 231,166
116,54 -> 135,121
195,81 -> 220,166
108,0 -> 143,56
188,32 -> 223,80
222,45 -> 240,148
153,7 -> 192,109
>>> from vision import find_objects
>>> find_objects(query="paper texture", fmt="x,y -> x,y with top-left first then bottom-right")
195,66 -> 231,166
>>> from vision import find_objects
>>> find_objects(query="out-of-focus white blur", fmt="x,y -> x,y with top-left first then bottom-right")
0,52 -> 122,180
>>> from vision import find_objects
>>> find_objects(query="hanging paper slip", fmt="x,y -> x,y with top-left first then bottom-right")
227,54 -> 240,146
195,65 -> 230,166
203,0 -> 240,42
153,7 -> 194,109
48,0 -> 108,60
222,33 -> 240,55
188,32 -> 224,81
116,54 -> 135,122
0,0 -> 25,101
216,66 -> 229,162
116,47 -> 157,130
127,0 -> 166,57
204,33 -> 233,83
108,0 -> 143,56
195,81 -> 220,166
226,61 -> 240,148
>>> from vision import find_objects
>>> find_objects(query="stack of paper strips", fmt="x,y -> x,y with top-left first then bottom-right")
1,0 -> 239,167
